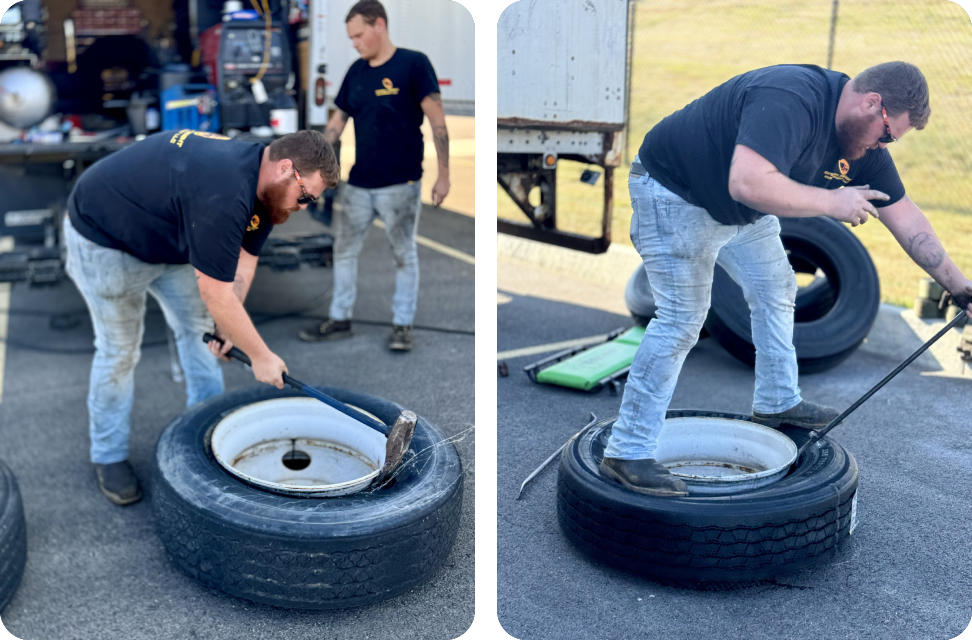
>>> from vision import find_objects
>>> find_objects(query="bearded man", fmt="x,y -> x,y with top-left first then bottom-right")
64,129 -> 339,505
602,62 -> 972,497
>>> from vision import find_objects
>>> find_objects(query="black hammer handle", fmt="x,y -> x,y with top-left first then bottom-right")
202,333 -> 385,432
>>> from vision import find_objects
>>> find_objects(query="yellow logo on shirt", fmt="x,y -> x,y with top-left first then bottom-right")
169,130 -> 231,148
824,158 -> 852,184
375,78 -> 400,96
247,215 -> 260,232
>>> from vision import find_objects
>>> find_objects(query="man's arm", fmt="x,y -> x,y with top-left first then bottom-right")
231,247 -> 258,303
727,144 -> 889,226
325,108 -> 349,146
197,257 -> 288,388
420,92 -> 450,207
876,196 -> 972,314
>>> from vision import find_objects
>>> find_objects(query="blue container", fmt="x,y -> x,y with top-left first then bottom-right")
161,84 -> 221,133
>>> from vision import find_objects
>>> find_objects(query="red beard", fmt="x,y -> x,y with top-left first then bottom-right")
836,112 -> 879,161
259,178 -> 299,225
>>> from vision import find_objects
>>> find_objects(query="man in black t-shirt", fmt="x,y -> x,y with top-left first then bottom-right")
601,62 -> 972,497
65,129 -> 339,505
298,0 -> 450,352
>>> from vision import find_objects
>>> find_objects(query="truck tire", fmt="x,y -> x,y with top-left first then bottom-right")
705,217 -> 879,373
557,410 -> 859,585
0,459 -> 27,613
153,385 -> 463,610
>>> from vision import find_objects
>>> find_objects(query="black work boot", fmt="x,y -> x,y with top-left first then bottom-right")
298,318 -> 353,342
388,325 -> 413,352
752,400 -> 840,430
599,457 -> 689,497
94,461 -> 142,506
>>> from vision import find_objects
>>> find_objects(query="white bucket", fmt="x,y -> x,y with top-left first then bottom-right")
270,108 -> 298,135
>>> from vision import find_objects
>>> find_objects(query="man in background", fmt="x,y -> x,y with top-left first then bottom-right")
298,0 -> 450,351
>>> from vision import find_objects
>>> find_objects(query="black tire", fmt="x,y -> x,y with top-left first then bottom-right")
705,217 -> 879,373
794,276 -> 836,323
0,459 -> 27,613
153,385 -> 463,610
557,410 -> 859,584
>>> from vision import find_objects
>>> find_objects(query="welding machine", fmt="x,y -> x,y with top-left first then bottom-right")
215,19 -> 293,130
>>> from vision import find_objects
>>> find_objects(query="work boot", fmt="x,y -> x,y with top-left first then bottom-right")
298,318 -> 353,342
752,400 -> 840,430
94,461 -> 142,506
599,457 -> 689,497
388,325 -> 413,352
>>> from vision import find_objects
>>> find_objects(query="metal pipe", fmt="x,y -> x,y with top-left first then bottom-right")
798,309 -> 967,456
517,414 -> 598,500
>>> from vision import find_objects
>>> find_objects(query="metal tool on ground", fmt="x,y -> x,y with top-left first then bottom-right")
517,413 -> 602,500
796,309 -> 968,459
203,333 -> 389,432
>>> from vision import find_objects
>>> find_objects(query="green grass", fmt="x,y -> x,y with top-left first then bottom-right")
498,0 -> 972,308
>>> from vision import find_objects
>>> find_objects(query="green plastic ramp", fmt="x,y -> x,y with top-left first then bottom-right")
535,326 -> 645,390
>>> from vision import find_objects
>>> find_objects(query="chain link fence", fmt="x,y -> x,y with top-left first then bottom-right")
626,0 -> 972,215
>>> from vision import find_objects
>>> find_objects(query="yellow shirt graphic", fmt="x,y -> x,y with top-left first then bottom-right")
375,78 -> 401,97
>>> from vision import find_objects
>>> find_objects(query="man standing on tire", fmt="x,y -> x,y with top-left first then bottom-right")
603,62 -> 972,497
66,129 -> 339,505
298,0 -> 450,351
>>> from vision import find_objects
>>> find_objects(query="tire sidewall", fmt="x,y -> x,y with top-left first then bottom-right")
557,411 -> 859,581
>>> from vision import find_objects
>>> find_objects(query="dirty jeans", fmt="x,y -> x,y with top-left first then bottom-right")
603,159 -> 801,460
64,216 -> 224,464
329,181 -> 422,326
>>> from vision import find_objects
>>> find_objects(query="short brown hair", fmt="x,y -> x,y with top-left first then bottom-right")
267,130 -> 340,187
346,0 -> 387,27
852,62 -> 930,130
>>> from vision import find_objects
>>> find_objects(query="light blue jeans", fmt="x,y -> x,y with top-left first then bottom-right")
64,217 -> 224,464
329,181 -> 422,326
603,158 -> 801,460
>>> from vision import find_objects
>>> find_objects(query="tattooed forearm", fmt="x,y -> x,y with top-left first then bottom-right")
325,127 -> 340,144
433,125 -> 449,169
233,274 -> 247,302
907,232 -> 945,271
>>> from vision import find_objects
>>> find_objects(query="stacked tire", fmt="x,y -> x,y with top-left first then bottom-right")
623,217 -> 881,373
0,459 -> 27,613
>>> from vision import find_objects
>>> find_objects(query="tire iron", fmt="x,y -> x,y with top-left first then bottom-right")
517,413 -> 598,500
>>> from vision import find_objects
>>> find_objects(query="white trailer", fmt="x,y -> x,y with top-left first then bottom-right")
305,0 -> 475,128
497,0 -> 631,253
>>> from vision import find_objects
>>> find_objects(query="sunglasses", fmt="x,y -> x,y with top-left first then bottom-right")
292,166 -> 316,206
878,105 -> 897,144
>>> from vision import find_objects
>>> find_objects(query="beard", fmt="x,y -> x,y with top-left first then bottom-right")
836,112 -> 879,161
258,178 -> 298,225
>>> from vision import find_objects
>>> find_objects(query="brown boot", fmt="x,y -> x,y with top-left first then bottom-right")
752,400 -> 840,430
599,457 -> 689,497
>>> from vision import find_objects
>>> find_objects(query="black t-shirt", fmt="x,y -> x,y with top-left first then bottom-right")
639,64 -> 906,226
68,130 -> 273,282
335,48 -> 439,189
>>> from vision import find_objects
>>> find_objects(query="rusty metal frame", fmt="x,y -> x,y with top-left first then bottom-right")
497,130 -> 620,254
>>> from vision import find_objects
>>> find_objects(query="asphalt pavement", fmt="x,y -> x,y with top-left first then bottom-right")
0,204 -> 474,640
497,289 -> 972,640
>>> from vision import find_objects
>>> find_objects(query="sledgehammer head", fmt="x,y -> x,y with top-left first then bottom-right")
376,410 -> 417,485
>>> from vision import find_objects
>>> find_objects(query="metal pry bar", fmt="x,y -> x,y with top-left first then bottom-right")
516,413 -> 598,500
